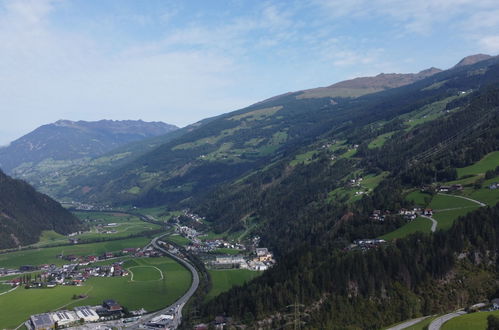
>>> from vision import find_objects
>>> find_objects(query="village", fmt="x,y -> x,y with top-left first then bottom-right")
172,211 -> 276,272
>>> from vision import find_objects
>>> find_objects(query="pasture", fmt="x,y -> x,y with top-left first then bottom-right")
206,269 -> 260,301
442,311 -> 499,330
0,237 -> 149,268
0,256 -> 191,329
457,151 -> 499,178
380,217 -> 432,240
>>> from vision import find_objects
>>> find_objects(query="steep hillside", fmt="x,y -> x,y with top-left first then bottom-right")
0,170 -> 82,249
63,55 -> 499,209
0,119 -> 177,173
0,120 -> 179,198
191,57 -> 499,328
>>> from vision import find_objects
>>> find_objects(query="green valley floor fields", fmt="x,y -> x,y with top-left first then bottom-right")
0,237 -> 149,268
0,257 -> 191,329
442,310 -> 499,330
206,269 -> 260,301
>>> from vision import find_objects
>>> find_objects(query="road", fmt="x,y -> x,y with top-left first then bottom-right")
386,316 -> 431,330
69,213 -> 200,330
131,235 -> 200,328
420,215 -> 438,232
428,310 -> 467,330
437,193 -> 486,207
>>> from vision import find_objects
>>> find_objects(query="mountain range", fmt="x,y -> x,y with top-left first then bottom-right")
2,53 -> 499,327
0,169 -> 82,249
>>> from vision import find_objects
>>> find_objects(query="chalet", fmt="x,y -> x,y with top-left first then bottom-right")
423,209 -> 433,216
489,183 -> 498,190
122,248 -> 139,254
492,298 -> 499,310
105,252 -> 114,259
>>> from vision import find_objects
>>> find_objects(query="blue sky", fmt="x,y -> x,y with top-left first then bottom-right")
1,0 -> 499,145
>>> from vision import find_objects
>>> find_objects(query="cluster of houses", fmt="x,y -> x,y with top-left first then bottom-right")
209,247 -> 275,271
370,208 -> 434,222
437,184 -> 463,192
177,225 -> 200,240
350,239 -> 387,251
489,182 -> 499,190
27,300 -> 125,329
10,261 -> 130,288
186,238 -> 245,254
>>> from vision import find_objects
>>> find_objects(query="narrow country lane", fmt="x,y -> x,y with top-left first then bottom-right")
428,311 -> 466,330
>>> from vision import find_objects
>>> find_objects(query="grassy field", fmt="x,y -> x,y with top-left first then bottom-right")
73,211 -> 162,241
0,257 -> 191,329
457,151 -> 499,178
433,206 -> 480,230
206,269 -> 260,301
0,283 -> 12,294
165,234 -> 191,246
380,217 -> 433,240
469,188 -> 499,206
441,311 -> 499,330
428,194 -> 478,210
368,132 -> 395,149
362,172 -> 389,190
406,190 -> 432,207
0,237 -> 149,268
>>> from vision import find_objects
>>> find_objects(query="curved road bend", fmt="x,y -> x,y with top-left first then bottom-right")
70,233 -> 200,330
428,310 -> 466,330
386,316 -> 431,330
420,215 -> 438,232
437,193 -> 486,207
121,235 -> 200,329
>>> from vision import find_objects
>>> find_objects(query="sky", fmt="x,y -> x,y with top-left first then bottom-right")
1,0 -> 499,145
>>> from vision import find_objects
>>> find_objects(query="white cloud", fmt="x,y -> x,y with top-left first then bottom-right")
478,35 -> 499,53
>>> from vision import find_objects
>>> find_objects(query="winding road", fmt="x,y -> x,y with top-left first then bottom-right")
420,215 -> 438,232
428,310 -> 467,330
437,193 -> 486,207
386,316 -> 431,330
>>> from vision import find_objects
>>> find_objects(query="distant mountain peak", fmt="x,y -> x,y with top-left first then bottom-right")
0,119 -> 179,173
454,54 -> 492,68
297,67 -> 442,99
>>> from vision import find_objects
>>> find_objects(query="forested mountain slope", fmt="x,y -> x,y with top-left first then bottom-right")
0,170 -> 82,249
63,55 -> 497,208
0,119 -> 177,172
188,57 -> 499,327
0,120 -> 179,199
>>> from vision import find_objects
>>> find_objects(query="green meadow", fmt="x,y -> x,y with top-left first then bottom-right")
380,217 -> 432,240
0,237 -> 149,268
206,269 -> 260,301
442,311 -> 499,330
0,257 -> 191,329
457,151 -> 499,178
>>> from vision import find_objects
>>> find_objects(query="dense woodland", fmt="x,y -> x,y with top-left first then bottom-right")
0,170 -> 82,248
198,205 -> 499,329
188,61 -> 499,327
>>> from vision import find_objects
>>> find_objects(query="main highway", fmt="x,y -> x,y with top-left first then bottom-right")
69,210 -> 200,330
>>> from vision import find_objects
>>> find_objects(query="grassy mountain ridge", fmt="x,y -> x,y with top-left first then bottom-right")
0,120 -> 181,199
191,59 -> 499,328
64,56 -> 498,207
0,119 -> 177,172
0,169 -> 82,249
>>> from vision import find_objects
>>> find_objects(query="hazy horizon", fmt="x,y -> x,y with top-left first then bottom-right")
2,0 -> 499,144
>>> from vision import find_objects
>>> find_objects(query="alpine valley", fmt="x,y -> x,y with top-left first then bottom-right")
2,54 -> 499,329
